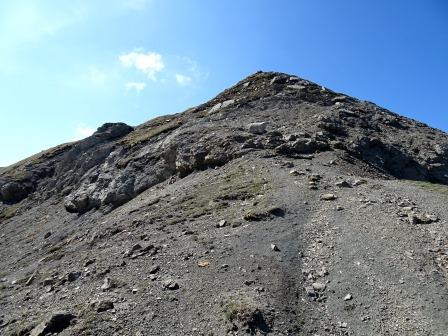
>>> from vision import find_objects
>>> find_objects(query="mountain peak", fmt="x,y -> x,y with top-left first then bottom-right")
1,71 -> 447,335
1,72 -> 447,209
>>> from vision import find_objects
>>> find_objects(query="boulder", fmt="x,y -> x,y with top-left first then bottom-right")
247,122 -> 268,135
30,312 -> 75,336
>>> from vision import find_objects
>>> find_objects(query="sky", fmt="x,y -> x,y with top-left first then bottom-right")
0,0 -> 447,166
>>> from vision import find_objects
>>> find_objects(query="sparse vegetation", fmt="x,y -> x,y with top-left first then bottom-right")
119,115 -> 183,147
224,301 -> 252,322
0,204 -> 19,221
413,180 -> 448,197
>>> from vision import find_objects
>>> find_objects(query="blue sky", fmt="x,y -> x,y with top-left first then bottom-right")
0,0 -> 447,166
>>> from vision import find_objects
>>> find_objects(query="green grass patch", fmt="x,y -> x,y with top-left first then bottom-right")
0,205 -> 19,221
413,180 -> 448,197
119,115 -> 183,148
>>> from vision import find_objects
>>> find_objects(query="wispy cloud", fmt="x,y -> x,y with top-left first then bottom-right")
0,2 -> 86,72
73,125 -> 95,141
175,73 -> 192,86
125,81 -> 146,93
119,51 -> 164,80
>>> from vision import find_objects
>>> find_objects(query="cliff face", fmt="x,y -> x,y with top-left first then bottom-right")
0,72 -> 447,336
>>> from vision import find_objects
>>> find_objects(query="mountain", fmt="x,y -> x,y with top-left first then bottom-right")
0,71 -> 447,336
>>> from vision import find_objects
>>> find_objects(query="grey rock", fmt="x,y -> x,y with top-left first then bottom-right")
320,193 -> 337,201
93,300 -> 114,313
270,243 -> 280,252
312,282 -> 326,291
149,265 -> 160,274
162,279 -> 179,290
248,122 -> 268,134
344,294 -> 353,301
217,219 -> 227,228
101,277 -> 116,291
335,180 -> 352,188
29,311 -> 75,336
66,271 -> 81,282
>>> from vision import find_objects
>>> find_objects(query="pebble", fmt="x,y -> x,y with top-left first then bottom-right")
162,279 -> 179,290
271,243 -> 280,252
95,300 -> 114,313
321,193 -> 337,201
66,271 -> 81,282
217,220 -> 227,228
312,282 -> 326,291
101,277 -> 114,291
344,294 -> 353,301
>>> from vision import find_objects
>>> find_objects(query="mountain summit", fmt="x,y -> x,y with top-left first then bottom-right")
1,72 -> 447,335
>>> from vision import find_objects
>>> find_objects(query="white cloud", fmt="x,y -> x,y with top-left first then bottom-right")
125,81 -> 146,93
175,73 -> 192,86
73,125 -> 95,141
119,51 -> 164,80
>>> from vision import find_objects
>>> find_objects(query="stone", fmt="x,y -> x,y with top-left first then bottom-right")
44,232 -> 52,239
95,122 -> 133,140
197,260 -> 210,268
320,193 -> 337,201
344,294 -> 353,301
312,282 -> 326,291
95,300 -> 114,313
247,122 -> 268,135
308,174 -> 322,182
209,103 -> 222,114
29,312 -> 75,336
286,85 -> 306,90
0,181 -> 30,203
270,243 -> 280,252
66,271 -> 81,282
335,180 -> 352,188
338,322 -> 348,328
317,268 -> 329,277
221,99 -> 235,108
408,213 -> 439,224
332,96 -> 348,103
149,265 -> 160,274
162,279 -> 179,290
25,270 -> 38,286
304,286 -> 317,301
101,277 -> 116,291
217,219 -> 227,228
42,278 -> 54,287
289,169 -> 304,176
270,76 -> 281,85
352,179 -> 366,186
84,259 -> 96,267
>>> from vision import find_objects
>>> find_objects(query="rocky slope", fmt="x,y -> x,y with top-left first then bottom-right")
0,71 -> 447,336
